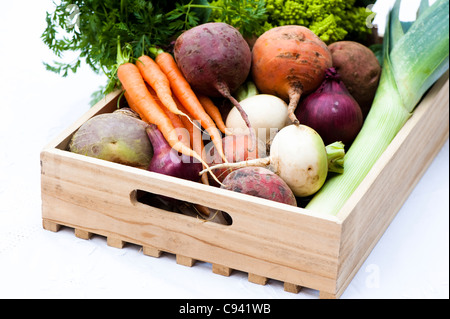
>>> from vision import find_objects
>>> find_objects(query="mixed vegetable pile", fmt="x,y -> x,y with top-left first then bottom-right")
45,0 -> 449,221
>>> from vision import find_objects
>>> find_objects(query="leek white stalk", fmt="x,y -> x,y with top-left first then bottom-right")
306,0 -> 449,216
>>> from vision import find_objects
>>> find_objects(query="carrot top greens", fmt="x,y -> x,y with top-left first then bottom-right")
42,0 -> 267,102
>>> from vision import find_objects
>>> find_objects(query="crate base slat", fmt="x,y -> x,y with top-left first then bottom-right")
107,237 -> 126,249
248,273 -> 268,286
42,219 -> 61,233
212,264 -> 233,277
284,282 -> 302,294
42,219 -> 325,296
176,255 -> 196,267
143,246 -> 163,258
75,228 -> 92,240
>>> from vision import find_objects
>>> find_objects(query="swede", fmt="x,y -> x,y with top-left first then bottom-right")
251,25 -> 333,125
69,111 -> 153,169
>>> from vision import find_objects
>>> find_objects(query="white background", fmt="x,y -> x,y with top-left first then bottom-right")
0,0 -> 448,299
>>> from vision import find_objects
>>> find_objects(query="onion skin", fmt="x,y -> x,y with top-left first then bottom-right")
146,124 -> 202,182
295,68 -> 363,147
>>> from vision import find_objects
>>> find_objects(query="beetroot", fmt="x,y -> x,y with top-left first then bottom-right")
221,167 -> 297,206
205,134 -> 266,186
174,22 -> 256,148
174,22 -> 251,97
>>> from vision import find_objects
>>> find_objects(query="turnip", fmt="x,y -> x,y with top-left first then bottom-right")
202,124 -> 329,197
221,167 -> 297,206
225,94 -> 290,145
173,22 -> 255,146
69,111 -> 153,169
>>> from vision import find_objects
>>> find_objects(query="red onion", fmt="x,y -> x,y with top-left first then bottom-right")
146,124 -> 203,182
295,68 -> 363,147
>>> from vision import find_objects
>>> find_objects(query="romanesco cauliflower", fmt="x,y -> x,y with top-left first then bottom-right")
262,0 -> 373,43
206,0 -> 374,43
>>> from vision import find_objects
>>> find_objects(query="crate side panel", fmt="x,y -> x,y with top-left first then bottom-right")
335,75 -> 449,297
40,148 -> 342,293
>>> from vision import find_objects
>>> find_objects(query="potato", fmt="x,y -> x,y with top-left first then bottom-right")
328,41 -> 381,118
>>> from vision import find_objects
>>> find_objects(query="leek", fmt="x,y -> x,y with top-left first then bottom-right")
306,0 -> 449,216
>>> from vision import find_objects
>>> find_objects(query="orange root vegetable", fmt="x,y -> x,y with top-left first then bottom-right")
117,62 -> 215,178
136,55 -> 191,120
251,25 -> 332,124
197,94 -> 228,135
173,95 -> 211,188
153,49 -> 227,163
173,96 -> 206,162
145,84 -> 190,148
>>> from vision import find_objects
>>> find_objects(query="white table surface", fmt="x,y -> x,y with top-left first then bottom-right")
1,0 -> 448,300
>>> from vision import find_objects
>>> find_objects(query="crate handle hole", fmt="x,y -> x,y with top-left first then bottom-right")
130,189 -> 233,226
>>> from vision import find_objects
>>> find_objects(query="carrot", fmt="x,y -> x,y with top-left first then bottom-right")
173,97 -> 204,160
146,84 -> 190,148
117,63 -> 205,167
151,48 -> 227,163
196,94 -> 228,135
136,55 -> 192,121
115,39 -> 221,185
173,96 -> 213,217
124,90 -> 145,120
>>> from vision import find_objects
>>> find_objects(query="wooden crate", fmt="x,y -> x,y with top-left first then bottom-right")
40,73 -> 449,299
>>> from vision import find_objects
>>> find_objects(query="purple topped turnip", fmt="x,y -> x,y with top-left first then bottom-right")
69,111 -> 153,169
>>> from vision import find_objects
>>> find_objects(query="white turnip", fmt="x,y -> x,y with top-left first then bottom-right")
225,94 -> 289,145
202,124 -> 329,197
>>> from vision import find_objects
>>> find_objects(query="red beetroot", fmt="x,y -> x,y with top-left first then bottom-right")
174,22 -> 256,148
221,167 -> 297,206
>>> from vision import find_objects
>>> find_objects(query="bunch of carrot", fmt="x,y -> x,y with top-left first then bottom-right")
116,47 -> 228,185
